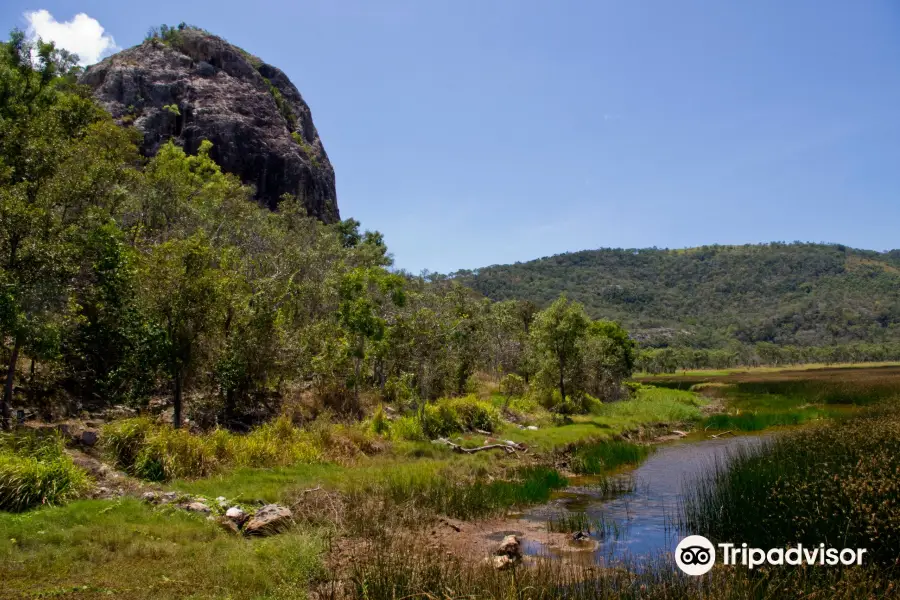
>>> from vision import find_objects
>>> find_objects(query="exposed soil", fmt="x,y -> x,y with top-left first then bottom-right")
66,448 -> 148,499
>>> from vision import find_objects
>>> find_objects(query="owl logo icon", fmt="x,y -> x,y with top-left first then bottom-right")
675,535 -> 716,575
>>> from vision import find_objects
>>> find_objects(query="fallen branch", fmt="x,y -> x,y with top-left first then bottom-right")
436,438 -> 521,455
671,430 -> 689,437
710,430 -> 734,439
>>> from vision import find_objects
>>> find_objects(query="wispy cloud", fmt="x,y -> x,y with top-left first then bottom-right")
24,9 -> 118,66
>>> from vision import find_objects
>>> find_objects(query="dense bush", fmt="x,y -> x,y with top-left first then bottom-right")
0,432 -> 90,511
418,396 -> 500,439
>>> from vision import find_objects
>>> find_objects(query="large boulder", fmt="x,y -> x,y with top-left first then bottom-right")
80,27 -> 339,223
244,504 -> 293,536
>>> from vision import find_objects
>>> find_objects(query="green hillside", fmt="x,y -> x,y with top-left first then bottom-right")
453,243 -> 900,348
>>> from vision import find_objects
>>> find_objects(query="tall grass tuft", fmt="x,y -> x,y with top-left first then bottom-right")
569,440 -> 651,475
595,386 -> 704,423
682,407 -> 900,567
103,416 -> 323,482
341,531 -> 895,600
546,511 -> 621,539
0,431 -> 90,512
349,465 -> 567,521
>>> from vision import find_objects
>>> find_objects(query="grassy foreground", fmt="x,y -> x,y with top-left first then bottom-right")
0,385 -> 702,599
2,369 -> 899,598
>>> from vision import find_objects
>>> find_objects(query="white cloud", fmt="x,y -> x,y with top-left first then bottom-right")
24,9 -> 118,66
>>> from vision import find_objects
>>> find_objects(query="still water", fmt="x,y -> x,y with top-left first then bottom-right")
520,434 -> 768,563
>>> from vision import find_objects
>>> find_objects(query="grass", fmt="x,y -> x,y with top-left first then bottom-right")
502,386 -> 706,450
595,386 -> 704,422
701,407 -> 830,431
5,368 -> 900,598
568,440 -> 651,475
351,464 -> 567,521
102,415 -> 376,482
546,512 -> 621,539
340,531 -> 897,600
0,498 -> 325,599
636,361 -> 900,379
683,407 -> 900,567
0,431 -> 90,512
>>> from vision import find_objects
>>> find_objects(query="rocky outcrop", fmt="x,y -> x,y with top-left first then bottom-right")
80,28 -> 339,223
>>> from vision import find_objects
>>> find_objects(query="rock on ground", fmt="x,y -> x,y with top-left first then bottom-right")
496,534 -> 522,559
225,506 -> 248,527
185,502 -> 212,514
244,504 -> 293,536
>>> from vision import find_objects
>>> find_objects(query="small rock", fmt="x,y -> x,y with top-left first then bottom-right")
215,515 -> 241,534
79,429 -> 100,447
161,492 -> 178,504
225,507 -> 248,526
185,502 -> 212,514
244,504 -> 293,536
526,425 -> 539,431
572,531 -> 590,541
141,491 -> 160,504
496,535 -> 522,559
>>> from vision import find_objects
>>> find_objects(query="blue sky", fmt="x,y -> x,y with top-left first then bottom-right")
3,1 -> 900,273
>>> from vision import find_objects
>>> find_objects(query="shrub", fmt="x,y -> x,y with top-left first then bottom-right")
370,406 -> 390,436
444,396 -> 500,432
417,396 -> 501,439
499,373 -> 526,397
0,431 -> 90,511
420,402 -> 460,439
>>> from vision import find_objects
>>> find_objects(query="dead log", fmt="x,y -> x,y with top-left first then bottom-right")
437,438 -> 523,455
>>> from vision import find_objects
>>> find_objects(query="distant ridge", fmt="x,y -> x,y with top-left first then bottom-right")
453,243 -> 900,348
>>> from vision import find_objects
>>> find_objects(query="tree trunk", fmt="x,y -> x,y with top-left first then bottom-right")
173,367 -> 183,429
2,335 -> 22,430
353,356 -> 362,414
557,354 -> 566,401
224,388 -> 235,428
27,358 -> 35,406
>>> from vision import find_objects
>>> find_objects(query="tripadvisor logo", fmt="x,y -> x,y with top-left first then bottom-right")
675,535 -> 868,575
676,535 -> 716,575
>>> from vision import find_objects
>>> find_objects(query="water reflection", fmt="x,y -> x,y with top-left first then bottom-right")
522,434 -> 768,563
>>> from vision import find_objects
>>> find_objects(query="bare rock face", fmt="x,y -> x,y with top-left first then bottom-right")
80,28 -> 339,223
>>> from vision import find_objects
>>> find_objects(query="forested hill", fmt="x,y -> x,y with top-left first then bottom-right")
452,243 -> 900,348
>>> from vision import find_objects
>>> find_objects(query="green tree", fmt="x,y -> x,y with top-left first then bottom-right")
337,267 -> 405,412
142,233 -> 223,428
0,31 -> 128,427
529,295 -> 589,405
